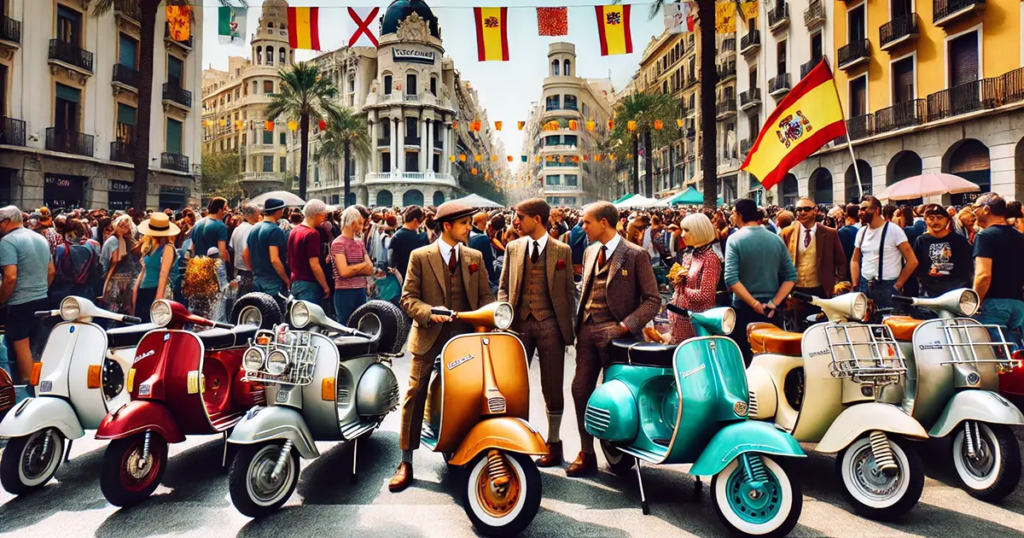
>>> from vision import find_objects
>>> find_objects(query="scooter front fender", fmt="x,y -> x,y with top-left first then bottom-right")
689,421 -> 805,477
227,406 -> 319,459
448,417 -> 548,467
0,397 -> 85,440
929,390 -> 1024,438
95,400 -> 184,443
816,402 -> 928,453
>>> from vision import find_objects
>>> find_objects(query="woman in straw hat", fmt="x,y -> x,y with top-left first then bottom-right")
133,212 -> 180,323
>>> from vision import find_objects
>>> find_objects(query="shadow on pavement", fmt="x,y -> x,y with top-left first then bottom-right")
0,445 -> 107,533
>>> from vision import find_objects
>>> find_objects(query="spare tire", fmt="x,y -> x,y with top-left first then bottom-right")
231,293 -> 282,329
349,300 -> 408,355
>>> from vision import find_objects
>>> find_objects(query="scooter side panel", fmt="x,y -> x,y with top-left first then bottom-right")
790,324 -> 847,443
448,417 -> 547,466
228,406 -> 320,459
37,321 -> 83,399
95,399 -> 185,442
689,421 -> 805,476
906,319 -> 964,427
928,390 -> 1024,438
0,397 -> 85,439
815,402 -> 928,453
66,323 -> 112,428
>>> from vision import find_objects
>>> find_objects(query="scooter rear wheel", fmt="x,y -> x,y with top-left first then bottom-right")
952,422 -> 1021,502
462,451 -> 542,537
0,428 -> 65,495
101,433 -> 167,507
837,434 -> 924,520
711,455 -> 802,538
229,442 -> 300,518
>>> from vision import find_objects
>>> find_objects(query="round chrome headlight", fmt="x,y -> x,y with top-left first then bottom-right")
720,308 -> 737,335
851,293 -> 868,322
151,300 -> 173,327
266,350 -> 289,375
958,289 -> 980,316
60,297 -> 81,321
290,301 -> 311,329
494,303 -> 514,330
243,348 -> 265,371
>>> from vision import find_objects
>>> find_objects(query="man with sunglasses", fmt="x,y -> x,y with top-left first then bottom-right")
850,196 -> 918,311
780,199 -> 847,323
971,193 -> 1024,341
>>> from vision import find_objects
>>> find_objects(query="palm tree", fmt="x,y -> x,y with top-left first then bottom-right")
265,62 -> 340,200
315,107 -> 371,208
609,92 -> 676,197
93,0 -> 245,210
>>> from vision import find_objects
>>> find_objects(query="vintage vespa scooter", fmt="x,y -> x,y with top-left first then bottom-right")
587,305 -> 805,538
421,302 -> 547,537
227,298 -> 406,517
882,289 -> 1023,502
745,291 -> 929,520
95,299 -> 265,507
0,368 -> 13,423
0,296 -> 152,494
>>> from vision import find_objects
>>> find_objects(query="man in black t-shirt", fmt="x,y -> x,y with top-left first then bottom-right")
389,205 -> 428,278
913,204 -> 973,297
972,193 -> 1024,339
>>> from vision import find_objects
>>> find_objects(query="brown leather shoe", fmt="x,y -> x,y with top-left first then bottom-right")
536,442 -> 563,468
389,462 -> 413,492
565,451 -> 598,477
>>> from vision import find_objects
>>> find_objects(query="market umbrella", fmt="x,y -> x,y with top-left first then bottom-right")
450,193 -> 503,208
612,192 -> 636,204
668,187 -> 704,205
878,174 -> 981,201
615,195 -> 654,208
250,191 -> 306,207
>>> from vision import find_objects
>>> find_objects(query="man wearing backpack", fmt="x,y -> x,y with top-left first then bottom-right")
53,218 -> 102,303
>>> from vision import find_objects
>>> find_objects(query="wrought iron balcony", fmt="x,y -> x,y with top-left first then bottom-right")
686,74 -> 698,88
113,0 -> 141,23
804,0 -> 825,28
46,128 -> 94,157
0,16 -> 21,45
879,14 -> 918,51
717,60 -> 737,82
404,136 -> 421,146
769,73 -> 791,97
740,88 -> 762,110
740,30 -> 761,55
874,99 -> 926,134
926,78 -> 1000,121
1003,67 -> 1024,105
716,98 -> 737,120
801,58 -> 823,79
48,39 -> 93,74
0,117 -> 26,147
112,64 -> 139,90
685,126 -> 696,139
161,152 -> 190,173
110,141 -> 135,164
847,114 -> 874,141
838,39 -> 871,70
162,83 -> 193,109
933,0 -> 986,27
721,38 -> 736,53
768,2 -> 790,32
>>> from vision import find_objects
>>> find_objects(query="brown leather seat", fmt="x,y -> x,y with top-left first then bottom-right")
748,323 -> 803,356
883,316 -> 924,341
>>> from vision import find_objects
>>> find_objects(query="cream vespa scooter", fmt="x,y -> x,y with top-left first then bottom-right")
745,291 -> 930,520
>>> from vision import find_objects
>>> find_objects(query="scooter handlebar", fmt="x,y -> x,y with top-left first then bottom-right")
891,295 -> 914,305
665,304 -> 689,317
791,291 -> 815,302
121,315 -> 142,324
211,321 -> 234,330
430,307 -> 455,318
35,310 -> 59,318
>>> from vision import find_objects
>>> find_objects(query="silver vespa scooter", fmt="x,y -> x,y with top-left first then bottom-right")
227,298 -> 405,517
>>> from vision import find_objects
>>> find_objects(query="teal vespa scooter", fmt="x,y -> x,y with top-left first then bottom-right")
585,305 -> 805,538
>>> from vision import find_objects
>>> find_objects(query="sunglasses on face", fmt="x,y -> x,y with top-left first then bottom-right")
795,206 -> 815,212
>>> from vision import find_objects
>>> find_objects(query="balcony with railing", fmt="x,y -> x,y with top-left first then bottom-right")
113,0 -> 141,23
740,88 -> 762,110
685,126 -> 696,139
741,30 -> 761,55
847,114 -> 874,141
769,73 -> 791,97
434,137 -> 443,149
404,136 -> 421,146
838,39 -> 871,70
800,58 -> 823,79
110,141 -> 135,164
164,22 -> 193,51
1003,67 -> 1024,105
112,64 -> 139,92
716,98 -> 738,120
933,0 -> 986,27
0,117 -> 26,147
721,38 -> 736,54
874,99 -> 926,134
717,60 -> 737,83
48,39 -> 93,75
804,0 -> 825,28
46,128 -> 94,157
0,16 -> 21,47
686,74 -> 698,88
377,136 -> 390,147
162,83 -> 192,111
161,152 -> 190,173
879,14 -> 918,51
926,78 -> 1001,121
768,2 -> 790,32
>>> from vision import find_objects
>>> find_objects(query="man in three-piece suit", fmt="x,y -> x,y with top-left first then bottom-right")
780,198 -> 848,324
568,201 -> 661,477
498,199 -> 577,467
390,201 -> 494,493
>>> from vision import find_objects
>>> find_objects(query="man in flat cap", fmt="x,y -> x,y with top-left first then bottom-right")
390,201 -> 495,492
499,198 -> 576,467
245,197 -> 290,296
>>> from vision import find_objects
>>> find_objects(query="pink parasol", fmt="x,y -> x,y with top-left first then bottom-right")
878,173 -> 982,201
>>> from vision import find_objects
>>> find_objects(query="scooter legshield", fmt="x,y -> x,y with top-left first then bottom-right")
689,421 -> 805,477
928,390 -> 1024,438
0,397 -> 85,440
228,406 -> 319,459
95,400 -> 185,443
448,417 -> 548,467
584,378 -> 639,443
815,402 -> 929,453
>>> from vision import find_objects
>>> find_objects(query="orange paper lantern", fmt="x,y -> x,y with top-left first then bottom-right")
494,121 -> 503,131
318,119 -> 327,131
676,118 -> 684,128
517,121 -> 525,130
264,120 -> 274,131
627,121 -> 637,131
608,120 -> 615,130
586,120 -> 595,131
474,154 -> 482,162
449,155 -> 456,162
471,167 -> 478,174
569,120 -> 578,131
491,155 -> 497,162
452,120 -> 459,129
507,155 -> 513,162
654,120 -> 664,130
459,154 -> 467,162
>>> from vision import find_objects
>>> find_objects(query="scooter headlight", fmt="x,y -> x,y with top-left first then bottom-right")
494,303 -> 514,330
958,289 -> 980,316
266,350 -> 289,375
243,348 -> 265,372
850,293 -> 868,322
720,308 -> 736,335
60,297 -> 81,321
151,300 -> 173,327
290,301 -> 311,329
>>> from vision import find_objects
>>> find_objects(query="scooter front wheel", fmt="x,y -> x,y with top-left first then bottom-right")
952,421 -> 1021,502
100,433 -> 167,507
229,442 -> 300,518
599,440 -> 635,476
837,434 -> 924,520
462,450 -> 542,537
0,428 -> 65,495
711,455 -> 802,538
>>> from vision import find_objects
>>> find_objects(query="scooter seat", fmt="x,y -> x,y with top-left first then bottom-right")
333,335 -> 379,358
883,316 -> 923,341
231,325 -> 259,347
197,328 -> 237,350
748,324 -> 803,356
106,323 -> 160,349
608,339 -> 676,368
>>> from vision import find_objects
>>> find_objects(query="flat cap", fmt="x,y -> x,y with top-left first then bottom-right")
514,198 -> 550,221
434,201 -> 476,223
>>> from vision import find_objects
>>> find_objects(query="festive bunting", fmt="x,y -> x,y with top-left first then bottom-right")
288,121 -> 299,131
218,6 -> 246,46
449,155 -> 456,162
166,5 -> 191,41
495,121 -> 503,131
522,156 -> 528,162
595,154 -> 602,161
472,167 -> 478,174
654,120 -> 663,130
345,7 -> 380,47
318,119 -> 327,131
608,120 -> 615,130
288,7 -> 322,50
569,120 -> 579,131
220,119 -> 227,127
677,118 -> 684,128
627,120 -> 637,131
452,120 -> 459,129
475,154 -> 482,162
491,155 -> 498,162
518,121 -> 526,130
507,155 -> 514,162
741,1 -> 759,21
595,5 -> 633,56
715,2 -> 737,34
664,2 -> 694,34
471,120 -> 483,131
264,120 -> 274,132
537,7 -> 568,36
474,7 -> 510,62
459,154 -> 467,162
586,120 -> 595,131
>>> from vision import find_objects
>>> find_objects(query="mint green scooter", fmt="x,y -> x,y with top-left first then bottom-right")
585,305 -> 805,538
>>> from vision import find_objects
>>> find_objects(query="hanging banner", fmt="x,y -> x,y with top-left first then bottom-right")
664,2 -> 695,34
537,7 -> 569,36
346,7 -> 381,48
218,6 -> 246,46
167,5 -> 191,41
741,1 -> 760,21
715,2 -> 737,34
474,7 -> 510,61
288,7 -> 322,51
595,5 -> 633,56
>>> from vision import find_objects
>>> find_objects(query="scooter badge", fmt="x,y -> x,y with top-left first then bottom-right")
448,354 -> 474,370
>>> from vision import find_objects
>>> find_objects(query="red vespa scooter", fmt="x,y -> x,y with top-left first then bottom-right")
95,299 -> 264,506
999,350 -> 1024,408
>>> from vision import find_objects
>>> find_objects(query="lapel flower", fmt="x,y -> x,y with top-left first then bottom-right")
556,259 -> 567,270
469,262 -> 479,274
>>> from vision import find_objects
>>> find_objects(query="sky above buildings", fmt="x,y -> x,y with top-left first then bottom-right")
200,1 -> 667,171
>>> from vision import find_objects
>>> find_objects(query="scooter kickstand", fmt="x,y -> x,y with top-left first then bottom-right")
351,437 -> 359,482
221,431 -> 228,468
634,457 -> 649,515
64,439 -> 73,463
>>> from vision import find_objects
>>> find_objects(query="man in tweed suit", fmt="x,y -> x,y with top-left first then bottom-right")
390,201 -> 495,493
568,201 -> 661,477
499,199 -> 577,467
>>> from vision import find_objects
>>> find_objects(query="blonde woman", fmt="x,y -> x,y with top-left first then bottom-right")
102,215 -> 137,315
133,213 -> 180,323
954,206 -> 977,244
668,213 -> 722,343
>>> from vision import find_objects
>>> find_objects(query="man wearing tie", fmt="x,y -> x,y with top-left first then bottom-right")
568,201 -> 661,476
498,199 -> 577,467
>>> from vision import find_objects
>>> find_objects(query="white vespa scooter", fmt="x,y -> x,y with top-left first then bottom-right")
0,296 -> 154,494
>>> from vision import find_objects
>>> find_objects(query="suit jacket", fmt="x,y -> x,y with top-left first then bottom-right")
575,239 -> 661,337
468,232 -> 497,284
400,242 -> 495,356
780,222 -> 848,297
497,236 -> 577,345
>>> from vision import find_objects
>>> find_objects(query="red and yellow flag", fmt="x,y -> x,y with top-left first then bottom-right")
474,7 -> 510,62
741,60 -> 847,190
595,5 -> 633,56
167,5 -> 191,41
288,7 -> 321,50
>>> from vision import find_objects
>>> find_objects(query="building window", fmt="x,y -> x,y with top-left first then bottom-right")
564,94 -> 578,110
166,119 -> 183,154
119,33 -> 138,68
263,156 -> 273,172
546,175 -> 560,186
566,174 -> 578,187
564,135 -> 578,146
279,48 -> 286,65
848,4 -> 866,43
264,80 -> 274,94
551,60 -> 560,76
384,74 -> 392,94
263,130 -> 273,144
253,81 -> 258,95
168,55 -> 184,88
57,5 -> 82,46
430,76 -> 438,96
776,39 -> 786,76
279,132 -> 287,145
949,31 -> 980,87
267,46 -> 274,66
545,135 -> 560,146
810,32 -> 823,65
545,95 -> 560,111
563,60 -> 571,76
280,157 -> 287,172
116,103 -> 136,142
406,73 -> 417,94
406,117 -> 417,140
256,46 -> 262,65
582,103 -> 588,116
849,75 -> 868,116
892,56 -> 914,103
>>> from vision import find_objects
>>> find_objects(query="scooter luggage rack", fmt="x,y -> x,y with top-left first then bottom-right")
823,323 -> 907,386
243,329 -> 318,386
936,319 -> 1016,373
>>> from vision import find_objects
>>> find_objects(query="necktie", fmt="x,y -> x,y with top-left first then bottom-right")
804,228 -> 811,248
448,247 -> 458,274
531,241 -> 540,264
598,246 -> 607,268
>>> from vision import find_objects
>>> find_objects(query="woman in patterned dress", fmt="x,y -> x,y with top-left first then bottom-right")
102,215 -> 139,316
669,213 -> 722,343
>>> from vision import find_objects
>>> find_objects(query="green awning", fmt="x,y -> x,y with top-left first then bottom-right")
612,193 -> 635,204
668,187 -> 724,206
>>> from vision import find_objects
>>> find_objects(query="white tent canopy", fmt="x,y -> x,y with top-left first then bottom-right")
450,193 -> 503,208
615,195 -> 660,208
250,191 -> 305,208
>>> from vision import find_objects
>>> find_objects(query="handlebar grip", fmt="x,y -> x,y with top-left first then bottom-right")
212,321 -> 234,330
665,304 -> 689,316
122,315 -> 142,324
791,291 -> 815,302
430,307 -> 454,317
34,310 -> 55,318
891,295 -> 914,305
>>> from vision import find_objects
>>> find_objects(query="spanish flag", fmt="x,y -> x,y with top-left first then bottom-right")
741,59 -> 847,190
474,8 -> 510,62
288,7 -> 321,50
595,5 -> 633,56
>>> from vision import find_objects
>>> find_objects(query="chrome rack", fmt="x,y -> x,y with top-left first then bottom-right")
936,319 -> 1016,373
823,323 -> 906,386
243,328 -> 318,386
